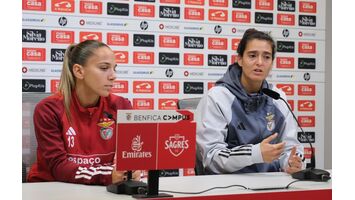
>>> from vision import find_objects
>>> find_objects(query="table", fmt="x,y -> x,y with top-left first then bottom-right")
22,171 -> 331,200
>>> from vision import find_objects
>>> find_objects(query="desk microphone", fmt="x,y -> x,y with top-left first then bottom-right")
261,88 -> 330,182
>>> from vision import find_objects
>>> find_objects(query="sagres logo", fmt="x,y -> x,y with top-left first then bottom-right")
51,49 -> 65,62
22,29 -> 46,43
160,6 -> 180,19
122,135 -> 152,158
51,30 -> 74,44
133,99 -> 154,110
133,81 -> 154,93
298,100 -> 315,111
209,9 -> 228,22
134,4 -> 155,17
114,51 -> 128,64
80,32 -> 102,42
23,0 -> 46,11
159,99 -> 178,110
107,3 -> 129,16
232,11 -> 251,23
107,33 -> 129,46
52,0 -> 74,13
112,80 -> 128,93
165,134 -> 189,157
159,35 -> 180,48
276,84 -> 294,96
277,0 -> 295,12
80,1 -> 102,14
184,7 -> 204,20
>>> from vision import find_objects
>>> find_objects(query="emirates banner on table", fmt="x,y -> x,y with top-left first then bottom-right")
115,110 -> 196,170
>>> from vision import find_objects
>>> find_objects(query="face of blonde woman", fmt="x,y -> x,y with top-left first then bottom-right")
237,39 -> 273,92
80,46 -> 117,97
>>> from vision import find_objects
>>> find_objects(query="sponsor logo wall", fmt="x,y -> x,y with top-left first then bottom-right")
22,0 -> 327,170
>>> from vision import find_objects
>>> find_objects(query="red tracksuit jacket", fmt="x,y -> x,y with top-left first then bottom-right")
27,91 -> 132,185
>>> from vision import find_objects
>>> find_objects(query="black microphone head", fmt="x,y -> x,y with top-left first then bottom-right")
262,88 -> 280,100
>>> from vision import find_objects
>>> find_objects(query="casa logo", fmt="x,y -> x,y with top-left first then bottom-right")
23,0 -> 46,11
208,38 -> 227,50
184,36 -> 204,49
256,0 -> 274,10
159,99 -> 178,110
298,58 -> 316,69
299,15 -> 316,27
113,51 -> 129,64
277,41 -> 294,53
133,98 -> 154,110
232,11 -> 251,23
160,6 -> 180,19
107,33 -> 129,46
209,0 -> 228,7
232,0 -> 251,9
277,0 -> 295,12
107,3 -> 129,16
208,82 -> 215,90
298,100 -> 315,112
22,29 -> 46,43
276,84 -> 294,95
165,134 -> 189,157
277,14 -> 295,25
231,55 -> 238,64
80,32 -> 102,42
58,16 -> 67,26
159,53 -> 180,65
133,34 -> 155,47
112,80 -> 128,93
80,1 -> 102,14
304,147 -> 314,159
22,79 -> 45,92
298,116 -> 315,128
231,39 -> 241,50
298,84 -> 315,96
160,0 -> 180,3
214,25 -> 222,34
276,57 -> 294,69
185,0 -> 204,5
209,9 -> 228,22
299,1 -> 317,13
140,21 -> 149,30
50,79 -> 60,93
255,12 -> 273,24
159,82 -> 179,94
22,48 -> 45,61
184,53 -> 204,66
184,82 -> 204,94
51,30 -> 74,44
208,54 -> 228,67
297,132 -> 315,143
52,0 -> 74,13
133,52 -> 154,64
287,100 -> 294,111
159,35 -> 180,48
165,68 -> 174,78
133,81 -> 154,93
184,7 -> 204,20
298,42 -> 316,54
134,4 -> 155,18
51,49 -> 65,62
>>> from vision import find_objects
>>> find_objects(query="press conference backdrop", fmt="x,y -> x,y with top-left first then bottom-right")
22,0 -> 327,173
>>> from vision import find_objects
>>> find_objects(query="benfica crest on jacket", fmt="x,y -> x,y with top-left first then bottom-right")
97,117 -> 115,140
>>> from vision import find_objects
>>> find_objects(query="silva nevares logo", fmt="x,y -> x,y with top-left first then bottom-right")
165,134 -> 189,157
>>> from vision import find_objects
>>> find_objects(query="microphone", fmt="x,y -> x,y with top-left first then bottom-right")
261,88 -> 330,182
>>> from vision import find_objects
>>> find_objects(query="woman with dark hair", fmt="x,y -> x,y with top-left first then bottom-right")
27,40 -> 140,185
195,29 -> 305,175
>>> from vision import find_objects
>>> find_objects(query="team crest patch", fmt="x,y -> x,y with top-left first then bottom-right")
265,112 -> 275,131
97,117 -> 114,140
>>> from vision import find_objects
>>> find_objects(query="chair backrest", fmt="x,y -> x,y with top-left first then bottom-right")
22,92 -> 52,182
177,97 -> 202,110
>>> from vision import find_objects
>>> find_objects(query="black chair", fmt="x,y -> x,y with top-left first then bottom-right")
22,92 -> 52,182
